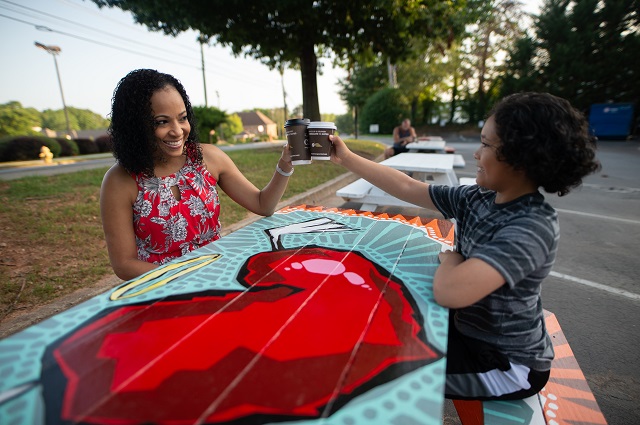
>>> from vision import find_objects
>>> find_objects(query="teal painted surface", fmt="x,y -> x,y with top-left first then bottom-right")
0,208 -> 450,425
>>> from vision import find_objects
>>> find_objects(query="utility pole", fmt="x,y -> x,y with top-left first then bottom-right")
279,63 -> 288,122
35,41 -> 72,138
199,36 -> 208,107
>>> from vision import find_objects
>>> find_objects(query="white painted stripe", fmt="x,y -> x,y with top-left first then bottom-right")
555,208 -> 640,225
549,271 -> 640,301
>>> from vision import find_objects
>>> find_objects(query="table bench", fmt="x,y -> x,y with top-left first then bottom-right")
453,310 -> 608,425
336,178 -> 423,211
336,153 -> 459,211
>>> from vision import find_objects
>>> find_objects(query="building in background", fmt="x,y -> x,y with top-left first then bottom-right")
236,111 -> 278,141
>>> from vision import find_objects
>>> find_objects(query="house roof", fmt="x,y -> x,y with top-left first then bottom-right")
236,111 -> 275,127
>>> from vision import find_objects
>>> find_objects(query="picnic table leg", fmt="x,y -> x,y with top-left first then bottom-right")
360,203 -> 378,211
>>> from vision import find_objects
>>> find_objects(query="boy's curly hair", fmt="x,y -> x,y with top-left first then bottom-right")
490,92 -> 601,196
108,69 -> 202,177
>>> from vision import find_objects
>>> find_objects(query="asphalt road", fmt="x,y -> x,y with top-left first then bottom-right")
1,135 -> 638,423
0,140 -> 287,181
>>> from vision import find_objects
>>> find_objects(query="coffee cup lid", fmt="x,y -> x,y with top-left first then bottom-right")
284,118 -> 307,127
308,121 -> 337,130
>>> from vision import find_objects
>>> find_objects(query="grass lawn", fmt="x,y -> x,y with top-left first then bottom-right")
0,139 -> 384,321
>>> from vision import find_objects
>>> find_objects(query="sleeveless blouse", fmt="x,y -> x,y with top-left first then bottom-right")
131,157 -> 221,265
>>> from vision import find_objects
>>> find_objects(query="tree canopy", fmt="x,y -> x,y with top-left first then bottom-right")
91,0 -> 469,120
501,0 -> 640,112
0,102 -> 110,137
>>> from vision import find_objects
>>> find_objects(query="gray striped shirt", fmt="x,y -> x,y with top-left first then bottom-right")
429,184 -> 557,371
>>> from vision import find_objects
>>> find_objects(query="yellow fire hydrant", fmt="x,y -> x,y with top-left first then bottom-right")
39,146 -> 54,164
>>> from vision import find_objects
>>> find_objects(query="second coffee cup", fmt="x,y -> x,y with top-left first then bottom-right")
307,121 -> 337,161
284,118 -> 311,165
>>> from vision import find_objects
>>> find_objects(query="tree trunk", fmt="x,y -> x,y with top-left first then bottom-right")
299,44 -> 320,121
449,73 -> 458,123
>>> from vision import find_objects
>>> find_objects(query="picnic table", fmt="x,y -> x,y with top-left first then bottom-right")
0,205 -> 454,425
407,140 -> 447,153
336,153 -> 459,211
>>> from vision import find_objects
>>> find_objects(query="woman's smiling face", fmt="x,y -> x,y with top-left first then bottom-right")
151,86 -> 190,161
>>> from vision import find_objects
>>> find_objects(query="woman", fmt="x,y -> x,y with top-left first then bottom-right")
100,69 -> 294,281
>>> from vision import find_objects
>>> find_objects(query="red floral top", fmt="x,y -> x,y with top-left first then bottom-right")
131,157 -> 221,265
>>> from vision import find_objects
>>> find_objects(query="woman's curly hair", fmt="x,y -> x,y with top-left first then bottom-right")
490,92 -> 601,196
108,69 -> 202,176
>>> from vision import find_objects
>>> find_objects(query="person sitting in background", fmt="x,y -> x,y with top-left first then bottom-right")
330,92 -> 600,401
385,118 -> 417,159
100,69 -> 294,281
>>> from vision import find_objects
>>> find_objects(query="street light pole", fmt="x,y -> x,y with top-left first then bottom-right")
35,41 -> 72,138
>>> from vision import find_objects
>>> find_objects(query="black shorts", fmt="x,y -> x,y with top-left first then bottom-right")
445,311 -> 550,401
392,144 -> 410,156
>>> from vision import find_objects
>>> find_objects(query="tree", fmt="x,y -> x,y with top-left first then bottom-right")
193,106 -> 227,143
360,87 -> 410,134
533,0 -> 640,111
91,0 -> 467,121
219,114 -> 243,142
0,102 -> 41,137
500,0 -> 640,114
460,0 -> 525,121
499,36 -> 541,96
41,109 -> 80,133
338,61 -> 387,138
68,107 -> 111,130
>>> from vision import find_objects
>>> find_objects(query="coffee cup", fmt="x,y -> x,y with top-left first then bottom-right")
284,118 -> 311,165
307,121 -> 337,161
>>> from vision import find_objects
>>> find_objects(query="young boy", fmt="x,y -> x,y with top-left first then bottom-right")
329,92 -> 600,400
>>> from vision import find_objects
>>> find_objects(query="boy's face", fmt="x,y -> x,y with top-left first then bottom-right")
474,116 -> 521,193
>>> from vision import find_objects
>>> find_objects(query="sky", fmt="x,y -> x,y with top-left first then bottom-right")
0,0 -> 349,119
0,0 -> 542,121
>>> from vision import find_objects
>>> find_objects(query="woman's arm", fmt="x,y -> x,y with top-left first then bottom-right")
433,251 -> 505,308
204,143 -> 292,216
100,164 -> 158,281
330,135 -> 438,211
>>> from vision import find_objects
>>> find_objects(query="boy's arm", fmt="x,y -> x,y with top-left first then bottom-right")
433,251 -> 505,308
330,135 -> 438,211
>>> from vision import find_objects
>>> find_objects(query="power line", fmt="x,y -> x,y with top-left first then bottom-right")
1,0 -> 198,63
0,11 -> 278,88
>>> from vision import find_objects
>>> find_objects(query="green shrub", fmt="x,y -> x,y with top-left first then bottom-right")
56,137 -> 79,157
335,113 -> 355,135
74,138 -> 99,155
95,134 -> 113,153
360,88 -> 410,134
1,136 -> 61,161
0,136 -> 12,161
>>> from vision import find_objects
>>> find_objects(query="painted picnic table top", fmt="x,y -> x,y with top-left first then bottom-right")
0,205 -> 455,425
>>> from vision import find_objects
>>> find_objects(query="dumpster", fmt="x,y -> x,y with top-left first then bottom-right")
589,103 -> 634,139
